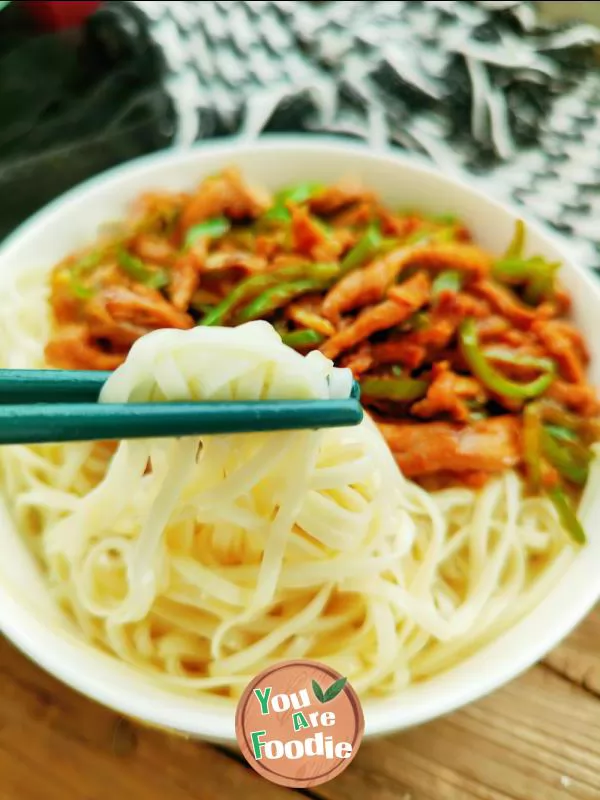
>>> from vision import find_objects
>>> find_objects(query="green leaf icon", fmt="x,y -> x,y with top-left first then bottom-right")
312,679 -> 325,703
323,677 -> 348,703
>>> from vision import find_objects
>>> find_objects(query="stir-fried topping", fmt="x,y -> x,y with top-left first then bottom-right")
46,168 -> 599,542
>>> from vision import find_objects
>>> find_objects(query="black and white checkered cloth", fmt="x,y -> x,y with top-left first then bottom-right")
112,0 -> 600,270
3,0 -> 600,271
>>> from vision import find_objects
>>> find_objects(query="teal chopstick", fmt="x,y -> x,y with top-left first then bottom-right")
0,370 -> 362,444
0,369 -> 109,404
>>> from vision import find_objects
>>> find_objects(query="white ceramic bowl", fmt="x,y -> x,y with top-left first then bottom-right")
0,136 -> 599,744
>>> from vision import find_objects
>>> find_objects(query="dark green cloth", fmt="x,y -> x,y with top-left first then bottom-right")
0,2 -> 173,240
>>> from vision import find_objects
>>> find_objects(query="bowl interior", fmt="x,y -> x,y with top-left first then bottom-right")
1,137 -> 599,742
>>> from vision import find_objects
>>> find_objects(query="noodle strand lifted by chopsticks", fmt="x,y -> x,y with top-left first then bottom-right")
0,274 -> 591,700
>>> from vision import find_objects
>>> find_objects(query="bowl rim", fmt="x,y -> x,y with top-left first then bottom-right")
1,133 -> 600,743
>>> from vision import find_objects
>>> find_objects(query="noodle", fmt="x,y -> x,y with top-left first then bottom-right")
0,266 -> 593,701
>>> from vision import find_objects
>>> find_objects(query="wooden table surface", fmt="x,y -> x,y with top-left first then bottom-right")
2,606 -> 599,800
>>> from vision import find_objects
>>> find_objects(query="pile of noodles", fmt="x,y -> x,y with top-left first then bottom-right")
0,266 -> 595,699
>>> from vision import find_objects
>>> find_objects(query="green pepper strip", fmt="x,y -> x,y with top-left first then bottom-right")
542,427 -> 590,486
407,311 -> 430,332
492,256 -> 559,303
403,225 -> 458,248
71,283 -> 95,300
404,229 -> 432,246
281,329 -> 325,348
117,249 -> 169,289
459,318 -> 555,400
546,486 -> 587,544
523,261 -> 560,305
503,219 -> 526,259
522,403 -> 589,543
544,423 -> 578,444
432,270 -> 463,298
184,216 -> 231,248
433,227 -> 459,243
340,225 -> 382,275
544,424 -> 592,476
379,237 -> 402,253
482,347 -> 555,373
236,280 -> 323,323
533,402 -> 600,447
492,256 -> 558,284
538,403 -> 583,432
263,182 -> 324,223
360,377 -> 428,402
201,262 -> 338,326
69,250 -> 103,299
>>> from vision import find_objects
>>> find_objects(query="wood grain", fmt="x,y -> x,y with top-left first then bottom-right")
544,608 -> 600,698
0,636 -> 290,800
1,606 -> 599,800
